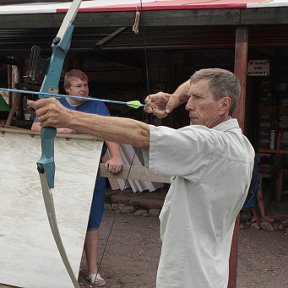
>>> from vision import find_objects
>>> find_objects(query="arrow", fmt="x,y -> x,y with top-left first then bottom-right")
0,87 -> 146,109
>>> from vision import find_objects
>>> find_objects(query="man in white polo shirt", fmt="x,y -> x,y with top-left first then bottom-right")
29,68 -> 254,288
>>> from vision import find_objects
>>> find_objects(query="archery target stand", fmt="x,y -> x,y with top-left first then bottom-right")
0,127 -> 103,288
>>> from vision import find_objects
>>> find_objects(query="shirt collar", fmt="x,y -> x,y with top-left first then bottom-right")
213,118 -> 240,132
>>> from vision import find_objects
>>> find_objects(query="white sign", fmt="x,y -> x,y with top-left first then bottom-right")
0,129 -> 103,288
247,60 -> 269,76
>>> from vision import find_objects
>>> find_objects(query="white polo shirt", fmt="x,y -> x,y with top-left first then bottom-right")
143,118 -> 254,288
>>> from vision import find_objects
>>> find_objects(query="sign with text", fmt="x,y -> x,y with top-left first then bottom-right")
247,60 -> 269,76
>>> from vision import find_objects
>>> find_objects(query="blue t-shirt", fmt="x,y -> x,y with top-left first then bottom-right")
242,154 -> 260,209
59,97 -> 110,116
35,97 -> 112,229
60,98 -> 110,155
35,97 -> 110,154
61,98 -> 111,229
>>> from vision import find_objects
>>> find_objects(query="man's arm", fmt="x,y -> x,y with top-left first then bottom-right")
28,98 -> 150,148
31,119 -> 75,134
168,79 -> 191,108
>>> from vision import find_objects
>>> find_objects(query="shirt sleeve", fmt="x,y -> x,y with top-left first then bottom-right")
145,125 -> 215,182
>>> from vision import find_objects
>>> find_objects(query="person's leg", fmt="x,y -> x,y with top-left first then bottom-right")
84,229 -> 106,286
84,177 -> 106,286
256,190 -> 274,222
251,207 -> 259,223
85,229 -> 99,274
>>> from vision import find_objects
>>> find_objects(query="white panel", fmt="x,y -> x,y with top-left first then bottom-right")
120,144 -> 163,192
0,130 -> 103,288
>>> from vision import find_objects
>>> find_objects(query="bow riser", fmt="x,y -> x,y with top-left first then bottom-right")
37,25 -> 74,189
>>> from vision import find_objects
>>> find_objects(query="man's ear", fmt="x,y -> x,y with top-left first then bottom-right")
219,97 -> 231,115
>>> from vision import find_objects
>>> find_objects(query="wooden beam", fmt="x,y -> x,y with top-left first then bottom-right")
0,127 -> 170,184
98,163 -> 171,183
1,7 -> 288,30
228,26 -> 248,288
241,7 -> 288,25
95,27 -> 127,46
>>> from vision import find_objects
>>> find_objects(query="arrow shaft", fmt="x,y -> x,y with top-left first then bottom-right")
0,87 -> 146,107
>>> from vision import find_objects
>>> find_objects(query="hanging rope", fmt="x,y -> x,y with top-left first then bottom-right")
132,6 -> 141,34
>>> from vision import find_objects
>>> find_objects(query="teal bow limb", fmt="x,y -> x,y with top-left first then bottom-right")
39,25 -> 74,97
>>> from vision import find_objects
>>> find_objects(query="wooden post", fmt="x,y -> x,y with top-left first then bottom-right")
5,60 -> 23,126
228,26 -> 248,288
233,27 -> 248,130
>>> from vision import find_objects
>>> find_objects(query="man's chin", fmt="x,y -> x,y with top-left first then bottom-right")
190,119 -> 199,125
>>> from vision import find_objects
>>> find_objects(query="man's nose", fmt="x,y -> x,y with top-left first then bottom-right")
185,98 -> 195,111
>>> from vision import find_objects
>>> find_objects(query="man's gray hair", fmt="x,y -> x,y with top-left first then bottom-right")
190,68 -> 241,115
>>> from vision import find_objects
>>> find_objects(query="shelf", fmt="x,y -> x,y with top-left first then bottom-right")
259,106 -> 288,114
259,149 -> 288,155
11,119 -> 33,129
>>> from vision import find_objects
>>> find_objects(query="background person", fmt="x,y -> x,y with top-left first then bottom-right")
242,154 -> 274,224
29,68 -> 255,288
31,69 -> 123,286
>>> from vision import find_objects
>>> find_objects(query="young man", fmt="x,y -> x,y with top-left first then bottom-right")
31,69 -> 123,286
29,68 -> 254,288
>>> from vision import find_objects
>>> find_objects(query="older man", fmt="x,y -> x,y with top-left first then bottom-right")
29,68 -> 254,288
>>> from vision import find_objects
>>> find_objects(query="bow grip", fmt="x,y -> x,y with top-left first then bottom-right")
37,127 -> 56,189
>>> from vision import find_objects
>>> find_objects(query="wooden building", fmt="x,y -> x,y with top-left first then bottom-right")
1,0 -> 287,200
0,1 -> 288,287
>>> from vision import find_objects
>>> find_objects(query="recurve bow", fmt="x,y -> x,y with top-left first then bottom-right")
36,1 -> 82,287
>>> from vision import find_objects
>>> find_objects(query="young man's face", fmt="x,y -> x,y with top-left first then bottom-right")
185,79 -> 226,128
66,78 -> 89,98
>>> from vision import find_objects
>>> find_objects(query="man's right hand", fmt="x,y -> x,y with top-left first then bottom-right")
144,92 -> 176,119
28,98 -> 71,129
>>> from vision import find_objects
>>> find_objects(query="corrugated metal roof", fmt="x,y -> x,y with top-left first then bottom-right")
0,1 -> 288,59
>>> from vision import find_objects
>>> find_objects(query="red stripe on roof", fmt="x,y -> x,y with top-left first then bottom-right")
56,0 -> 264,13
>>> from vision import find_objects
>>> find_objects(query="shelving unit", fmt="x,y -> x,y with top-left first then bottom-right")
257,65 -> 288,200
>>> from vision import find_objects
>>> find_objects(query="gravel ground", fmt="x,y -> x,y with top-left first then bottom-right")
237,225 -> 288,288
79,209 -> 288,288
1,208 -> 288,288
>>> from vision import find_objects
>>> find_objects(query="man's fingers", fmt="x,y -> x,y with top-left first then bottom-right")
144,105 -> 153,113
144,92 -> 171,118
27,100 -> 37,110
105,162 -> 122,174
28,98 -> 58,109
152,109 -> 168,119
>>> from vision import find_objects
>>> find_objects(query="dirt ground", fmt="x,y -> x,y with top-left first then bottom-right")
1,205 -> 288,288
77,208 -> 288,288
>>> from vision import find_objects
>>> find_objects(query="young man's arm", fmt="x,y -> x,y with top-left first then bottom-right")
104,141 -> 123,174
